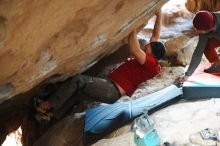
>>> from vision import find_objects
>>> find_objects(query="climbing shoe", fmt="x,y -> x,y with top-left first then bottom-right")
204,64 -> 220,73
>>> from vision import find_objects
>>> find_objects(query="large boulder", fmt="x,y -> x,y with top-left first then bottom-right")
165,35 -> 199,66
0,0 -> 168,103
185,0 -> 220,13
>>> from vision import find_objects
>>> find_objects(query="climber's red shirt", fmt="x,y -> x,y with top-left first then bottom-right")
108,53 -> 160,97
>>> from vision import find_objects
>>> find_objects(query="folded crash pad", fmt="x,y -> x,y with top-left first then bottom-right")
84,85 -> 182,144
183,63 -> 220,99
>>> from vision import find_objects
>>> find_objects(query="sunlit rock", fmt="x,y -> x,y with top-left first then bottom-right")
185,0 -> 220,13
0,0 -> 168,103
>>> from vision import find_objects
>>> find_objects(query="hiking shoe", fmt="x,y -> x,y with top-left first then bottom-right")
204,64 -> 220,73
35,112 -> 53,124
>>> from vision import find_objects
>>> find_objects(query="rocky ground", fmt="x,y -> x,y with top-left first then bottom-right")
94,99 -> 220,146
93,0 -> 220,146
3,0 -> 220,146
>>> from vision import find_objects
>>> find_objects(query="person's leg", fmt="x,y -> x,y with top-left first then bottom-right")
204,38 -> 220,63
74,74 -> 121,103
203,38 -> 220,73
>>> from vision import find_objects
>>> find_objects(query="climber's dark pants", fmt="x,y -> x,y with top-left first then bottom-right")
77,75 -> 121,103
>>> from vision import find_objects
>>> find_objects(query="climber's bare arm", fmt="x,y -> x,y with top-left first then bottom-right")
150,9 -> 162,42
128,30 -> 146,65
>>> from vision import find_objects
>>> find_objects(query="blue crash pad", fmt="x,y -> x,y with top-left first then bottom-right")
183,63 -> 220,99
84,85 -> 182,144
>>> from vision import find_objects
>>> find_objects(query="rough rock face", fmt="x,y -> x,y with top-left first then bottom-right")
33,115 -> 84,146
185,0 -> 220,13
165,35 -> 200,66
0,0 -> 168,103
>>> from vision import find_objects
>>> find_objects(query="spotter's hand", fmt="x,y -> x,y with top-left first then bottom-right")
179,75 -> 189,84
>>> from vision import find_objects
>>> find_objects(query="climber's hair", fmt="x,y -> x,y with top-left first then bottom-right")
150,41 -> 166,60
